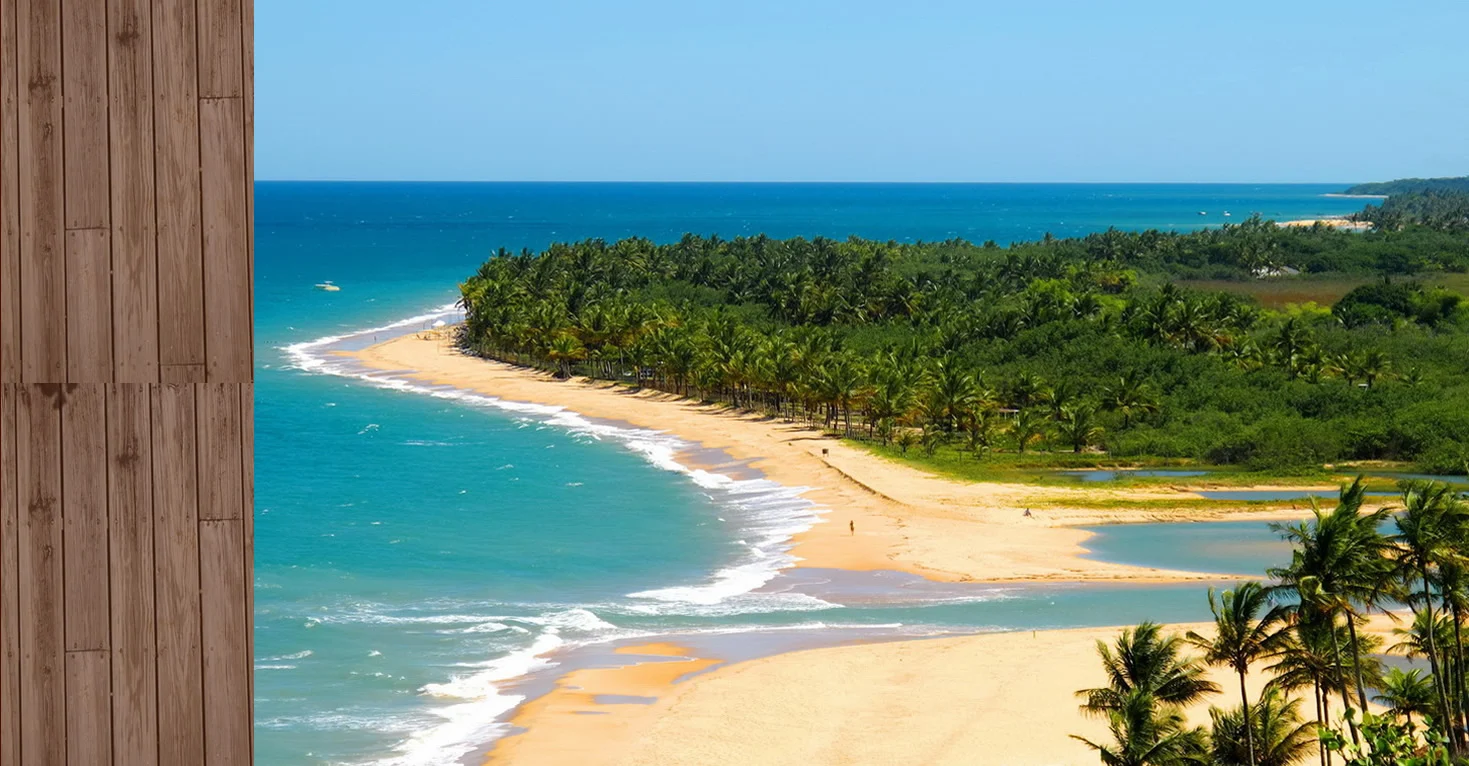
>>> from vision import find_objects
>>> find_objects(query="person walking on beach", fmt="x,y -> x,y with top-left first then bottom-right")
849,520 -> 855,535
1023,508 -> 1032,518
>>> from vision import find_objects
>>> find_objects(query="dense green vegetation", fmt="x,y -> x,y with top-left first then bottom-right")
1345,177 -> 1469,196
1355,192 -> 1469,235
458,213 -> 1469,475
1078,478 -> 1467,765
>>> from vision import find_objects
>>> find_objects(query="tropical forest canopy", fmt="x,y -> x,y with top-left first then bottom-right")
458,196 -> 1469,475
1344,176 -> 1469,196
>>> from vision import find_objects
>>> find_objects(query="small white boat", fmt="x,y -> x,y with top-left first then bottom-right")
315,281 -> 341,292
1222,211 -> 1232,217
1198,211 -> 1207,215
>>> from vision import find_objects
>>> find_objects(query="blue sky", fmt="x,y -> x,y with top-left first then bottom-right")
257,0 -> 1468,182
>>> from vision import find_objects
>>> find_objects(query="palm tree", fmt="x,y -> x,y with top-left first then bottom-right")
1185,582 -> 1289,766
547,333 -> 586,379
1079,622 -> 1221,715
1012,408 -> 1048,454
1209,689 -> 1317,766
1057,402 -> 1104,454
1072,689 -> 1208,766
1391,480 -> 1466,750
1269,478 -> 1392,720
1373,667 -> 1436,727
1103,372 -> 1160,429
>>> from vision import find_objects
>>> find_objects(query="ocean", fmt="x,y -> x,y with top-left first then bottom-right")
254,182 -> 1367,764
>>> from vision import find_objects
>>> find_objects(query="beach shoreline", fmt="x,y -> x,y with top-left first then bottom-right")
485,614 -> 1402,766
347,329 -> 1325,585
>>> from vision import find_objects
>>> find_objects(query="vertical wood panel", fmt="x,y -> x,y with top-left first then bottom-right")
196,0 -> 242,98
240,382 -> 255,750
154,0 -> 204,374
154,383 -> 205,766
199,382 -> 243,520
17,386 -> 65,766
64,230 -> 113,381
201,518 -> 249,766
0,385 -> 21,766
107,384 -> 158,765
18,0 -> 66,382
61,0 -> 109,229
0,0 -> 20,384
60,385 -> 109,651
63,651 -> 111,766
108,0 -> 159,381
242,0 -> 254,364
200,97 -> 250,382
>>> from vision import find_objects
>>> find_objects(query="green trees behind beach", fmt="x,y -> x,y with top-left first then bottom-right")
1076,478 -> 1467,766
457,206 -> 1469,475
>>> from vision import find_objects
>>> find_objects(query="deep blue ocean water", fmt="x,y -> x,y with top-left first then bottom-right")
253,183 -> 1366,765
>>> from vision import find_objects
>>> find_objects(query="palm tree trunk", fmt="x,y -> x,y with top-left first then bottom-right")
1238,668 -> 1256,766
1344,615 -> 1371,712
1421,569 -> 1458,756
1453,607 -> 1468,747
1326,617 -> 1359,745
1322,682 -> 1333,764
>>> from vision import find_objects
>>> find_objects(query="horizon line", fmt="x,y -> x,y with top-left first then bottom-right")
254,178 -> 1362,186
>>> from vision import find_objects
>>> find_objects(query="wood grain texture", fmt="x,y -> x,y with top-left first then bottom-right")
200,518 -> 250,766
107,384 -> 158,765
200,97 -> 250,382
60,384 -> 109,651
198,382 -> 243,520
1,385 -> 20,766
240,382 -> 255,744
1,0 -> 20,385
8,1 -> 256,761
61,0 -> 109,230
64,650 -> 111,766
153,0 -> 204,371
152,384 -> 205,766
18,0 -> 66,382
108,0 -> 159,382
242,0 -> 253,361
18,386 -> 66,766
196,0 -> 242,98
64,229 -> 113,381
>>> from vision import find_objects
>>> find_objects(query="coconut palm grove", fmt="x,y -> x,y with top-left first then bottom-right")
455,183 -> 1469,764
458,187 -> 1469,478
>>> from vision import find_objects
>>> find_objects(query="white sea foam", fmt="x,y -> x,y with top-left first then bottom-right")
283,306 -> 845,764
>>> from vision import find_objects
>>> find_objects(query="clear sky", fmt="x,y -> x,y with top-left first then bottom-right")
256,0 -> 1469,183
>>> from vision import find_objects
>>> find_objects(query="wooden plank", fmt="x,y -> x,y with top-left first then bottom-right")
108,0 -> 158,382
1,0 -> 20,384
17,385 -> 65,766
153,0 -> 204,370
107,384 -> 158,765
64,229 -> 113,382
0,385 -> 21,766
200,97 -> 250,382
60,0 -> 108,229
162,363 -> 207,384
196,0 -> 242,98
153,383 -> 204,766
17,0 -> 66,382
61,384 -> 108,651
200,518 -> 249,766
198,382 -> 243,520
242,0 -> 254,367
240,383 -> 254,739
64,650 -> 111,766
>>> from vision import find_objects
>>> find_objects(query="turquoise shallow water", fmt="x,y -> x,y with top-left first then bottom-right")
254,183 -> 1366,765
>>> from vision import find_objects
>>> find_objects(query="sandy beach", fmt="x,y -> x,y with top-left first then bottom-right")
1278,216 -> 1371,229
349,330 -> 1324,585
488,615 -> 1402,766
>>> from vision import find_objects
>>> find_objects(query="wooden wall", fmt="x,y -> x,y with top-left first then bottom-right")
0,0 -> 254,763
